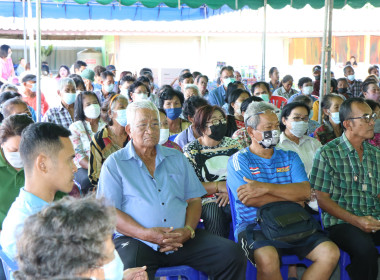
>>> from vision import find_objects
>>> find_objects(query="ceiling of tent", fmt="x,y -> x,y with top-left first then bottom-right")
50,0 -> 380,10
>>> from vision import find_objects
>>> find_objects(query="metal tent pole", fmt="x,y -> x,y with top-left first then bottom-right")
261,0 -> 267,81
27,0 -> 35,72
325,0 -> 334,95
36,0 -> 41,122
22,0 -> 27,63
318,0 -> 330,124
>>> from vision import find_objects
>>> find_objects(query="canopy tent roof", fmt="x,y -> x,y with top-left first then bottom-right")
51,0 -> 380,10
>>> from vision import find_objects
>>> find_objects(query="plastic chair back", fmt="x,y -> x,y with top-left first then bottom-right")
270,96 -> 288,109
0,245 -> 18,280
155,265 -> 207,280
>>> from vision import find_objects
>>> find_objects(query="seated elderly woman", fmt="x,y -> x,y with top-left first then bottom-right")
272,74 -> 298,100
69,91 -> 105,193
159,87 -> 190,141
0,114 -> 34,231
183,105 -> 242,238
14,196 -> 147,280
183,84 -> 199,100
96,100 -> 246,280
89,94 -> 130,187
195,75 -> 209,99
291,94 -> 321,136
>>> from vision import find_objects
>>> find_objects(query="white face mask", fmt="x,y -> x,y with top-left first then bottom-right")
104,84 -> 114,93
134,93 -> 148,102
330,111 -> 341,124
347,74 -> 355,81
290,121 -> 309,138
159,128 -> 170,145
302,86 -> 313,95
84,104 -> 101,119
101,250 -> 124,280
120,88 -> 129,98
3,151 -> 23,168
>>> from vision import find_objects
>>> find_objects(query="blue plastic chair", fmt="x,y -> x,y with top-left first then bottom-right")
0,245 -> 18,280
155,265 -> 208,280
227,185 -> 312,279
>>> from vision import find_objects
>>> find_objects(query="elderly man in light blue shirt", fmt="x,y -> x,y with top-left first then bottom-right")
0,123 -> 76,261
97,100 -> 246,280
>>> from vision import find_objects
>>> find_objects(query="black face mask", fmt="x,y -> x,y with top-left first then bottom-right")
208,122 -> 227,141
315,75 -> 321,80
338,88 -> 348,94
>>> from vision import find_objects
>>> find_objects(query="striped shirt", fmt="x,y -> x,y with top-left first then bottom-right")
227,147 -> 309,239
310,133 -> 380,228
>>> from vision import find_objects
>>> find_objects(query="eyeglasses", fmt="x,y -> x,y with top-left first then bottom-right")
206,118 -> 227,127
289,116 -> 309,122
347,113 -> 377,123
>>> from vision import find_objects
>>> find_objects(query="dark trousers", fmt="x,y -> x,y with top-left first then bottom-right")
327,223 -> 380,280
74,168 -> 93,194
201,202 -> 231,238
114,229 -> 247,280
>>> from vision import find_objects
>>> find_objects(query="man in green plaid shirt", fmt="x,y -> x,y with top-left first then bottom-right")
310,97 -> 380,280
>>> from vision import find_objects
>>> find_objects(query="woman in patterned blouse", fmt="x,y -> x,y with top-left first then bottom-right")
88,94 -> 130,187
69,91 -> 105,193
183,105 -> 242,238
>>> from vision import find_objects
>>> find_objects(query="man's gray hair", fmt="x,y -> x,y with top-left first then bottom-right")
184,84 -> 200,95
14,195 -> 116,280
126,100 -> 159,127
244,101 -> 277,129
57,77 -> 76,92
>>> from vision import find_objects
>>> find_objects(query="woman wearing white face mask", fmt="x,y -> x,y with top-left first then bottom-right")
89,94 -> 130,187
158,109 -> 182,152
118,75 -> 136,101
314,94 -> 344,145
0,114 -> 33,231
14,196 -> 148,280
69,91 -> 105,194
128,81 -> 151,103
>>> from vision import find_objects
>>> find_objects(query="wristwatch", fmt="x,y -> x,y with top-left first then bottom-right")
185,225 -> 195,239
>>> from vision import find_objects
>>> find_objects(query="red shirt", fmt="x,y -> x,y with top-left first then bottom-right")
22,92 -> 49,115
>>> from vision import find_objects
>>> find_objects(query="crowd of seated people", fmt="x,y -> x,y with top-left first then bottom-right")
0,53 -> 379,280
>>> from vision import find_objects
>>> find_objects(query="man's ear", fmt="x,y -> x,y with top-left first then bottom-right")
35,153 -> 48,174
342,119 -> 351,131
246,126 -> 254,138
125,124 -> 132,137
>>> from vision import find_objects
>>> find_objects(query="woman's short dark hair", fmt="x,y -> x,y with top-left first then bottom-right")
228,89 -> 250,115
362,80 -> 377,93
241,96 -> 263,113
225,81 -> 245,103
56,65 -> 70,78
0,45 -> 10,59
195,75 -> 209,84
0,91 -> 21,104
19,122 -> 71,170
68,74 -> 85,91
281,75 -> 293,85
1,97 -> 29,119
159,88 -> 185,109
128,81 -> 151,100
321,93 -> 344,121
94,65 -> 106,77
340,97 -> 368,131
179,72 -> 194,83
182,96 -> 209,121
0,114 -> 34,144
117,75 -> 136,94
137,75 -> 151,84
251,82 -> 270,95
368,66 -> 377,75
269,67 -> 278,78
279,102 -> 310,132
291,95 -> 314,108
74,91 -> 100,122
193,105 -> 226,137
14,196 -> 116,280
